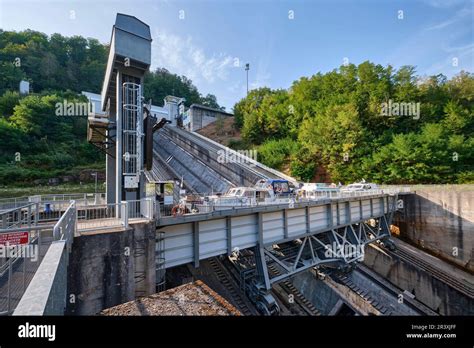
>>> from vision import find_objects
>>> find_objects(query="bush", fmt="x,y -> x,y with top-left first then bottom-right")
258,138 -> 298,170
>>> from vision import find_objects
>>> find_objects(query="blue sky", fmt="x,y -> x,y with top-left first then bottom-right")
0,0 -> 472,110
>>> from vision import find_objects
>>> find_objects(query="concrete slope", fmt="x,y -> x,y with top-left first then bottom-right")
152,125 -> 298,194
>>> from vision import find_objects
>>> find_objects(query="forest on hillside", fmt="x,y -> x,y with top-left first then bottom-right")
233,63 -> 474,184
0,29 -> 222,185
0,29 -> 472,186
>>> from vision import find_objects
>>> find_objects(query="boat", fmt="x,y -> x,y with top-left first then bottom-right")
341,180 -> 378,192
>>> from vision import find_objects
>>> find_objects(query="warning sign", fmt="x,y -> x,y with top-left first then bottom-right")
0,232 -> 29,246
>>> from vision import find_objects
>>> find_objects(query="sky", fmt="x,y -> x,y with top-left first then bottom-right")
0,0 -> 473,110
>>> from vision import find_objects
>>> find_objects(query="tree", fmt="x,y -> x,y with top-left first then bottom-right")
0,91 -> 20,118
233,64 -> 474,184
201,93 -> 223,110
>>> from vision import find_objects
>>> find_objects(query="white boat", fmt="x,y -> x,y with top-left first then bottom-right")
297,182 -> 340,199
341,181 -> 378,192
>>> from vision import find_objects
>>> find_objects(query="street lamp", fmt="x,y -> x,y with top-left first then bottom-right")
245,63 -> 250,96
92,172 -> 98,204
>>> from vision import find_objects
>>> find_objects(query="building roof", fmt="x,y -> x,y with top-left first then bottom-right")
114,13 -> 152,41
100,280 -> 241,316
189,104 -> 233,116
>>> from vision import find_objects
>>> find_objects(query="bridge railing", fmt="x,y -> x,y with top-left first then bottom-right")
0,193 -> 106,212
76,202 -> 125,232
0,203 -> 38,230
5,196 -> 155,315
157,188 -> 407,219
75,198 -> 154,232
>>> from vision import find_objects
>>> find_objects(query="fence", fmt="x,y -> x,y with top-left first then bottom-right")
13,202 -> 76,316
75,198 -> 154,232
0,193 -> 105,212
157,187 -> 410,219
0,223 -> 55,315
126,198 -> 155,220
1,195 -> 156,315
0,203 -> 38,230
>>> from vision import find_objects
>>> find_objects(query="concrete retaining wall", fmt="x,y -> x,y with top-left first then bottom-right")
66,222 -> 156,315
394,186 -> 474,272
363,244 -> 474,315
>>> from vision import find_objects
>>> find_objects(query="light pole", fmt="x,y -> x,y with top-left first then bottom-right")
92,172 -> 98,204
245,63 -> 249,96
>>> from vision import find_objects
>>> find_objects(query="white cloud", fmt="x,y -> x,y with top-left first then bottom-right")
425,7 -> 472,31
422,0 -> 467,8
152,30 -> 236,84
250,71 -> 271,90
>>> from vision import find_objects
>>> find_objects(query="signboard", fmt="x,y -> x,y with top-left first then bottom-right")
164,196 -> 173,205
146,182 -> 156,198
0,232 -> 29,246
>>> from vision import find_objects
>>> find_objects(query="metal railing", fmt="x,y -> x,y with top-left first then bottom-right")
0,203 -> 38,230
127,198 -> 156,220
13,202 -> 76,316
157,188 -> 410,219
0,193 -> 105,212
2,195 -> 156,315
75,198 -> 154,232
0,224 -> 54,315
53,202 -> 76,246
76,202 -> 124,232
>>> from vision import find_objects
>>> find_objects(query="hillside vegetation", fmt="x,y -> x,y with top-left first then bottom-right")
0,29 -> 223,185
233,64 -> 473,184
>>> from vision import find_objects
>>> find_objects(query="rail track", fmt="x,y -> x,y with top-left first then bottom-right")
156,131 -> 240,189
388,245 -> 474,298
161,126 -> 296,186
267,263 -> 321,316
152,137 -> 217,193
330,264 -> 438,315
159,127 -> 264,186
208,257 -> 254,316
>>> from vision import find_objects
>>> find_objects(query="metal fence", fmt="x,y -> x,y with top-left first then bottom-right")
157,187 -> 410,219
127,198 -> 155,220
0,193 -> 105,212
0,195 -> 157,315
0,203 -> 38,230
13,202 -> 76,315
53,202 -> 76,246
76,202 -> 124,232
75,198 -> 154,232
0,224 -> 55,315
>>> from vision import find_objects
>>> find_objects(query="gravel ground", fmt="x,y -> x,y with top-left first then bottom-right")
100,280 -> 241,316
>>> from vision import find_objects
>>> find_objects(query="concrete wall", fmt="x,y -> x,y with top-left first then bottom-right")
66,222 -> 156,315
292,272 -> 341,315
394,186 -> 474,272
363,244 -> 473,315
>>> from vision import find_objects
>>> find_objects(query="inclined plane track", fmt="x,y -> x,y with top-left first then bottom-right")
384,244 -> 474,299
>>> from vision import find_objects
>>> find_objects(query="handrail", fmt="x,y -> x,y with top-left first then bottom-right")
53,201 -> 76,243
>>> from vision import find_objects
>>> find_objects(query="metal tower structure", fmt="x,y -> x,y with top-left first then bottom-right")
97,14 -> 152,204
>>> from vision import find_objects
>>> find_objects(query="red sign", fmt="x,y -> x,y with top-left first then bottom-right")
0,232 -> 29,246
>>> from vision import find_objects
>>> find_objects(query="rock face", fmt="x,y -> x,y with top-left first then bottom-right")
394,185 -> 474,273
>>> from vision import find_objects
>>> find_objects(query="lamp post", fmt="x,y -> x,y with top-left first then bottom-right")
245,63 -> 249,96
92,172 -> 98,204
